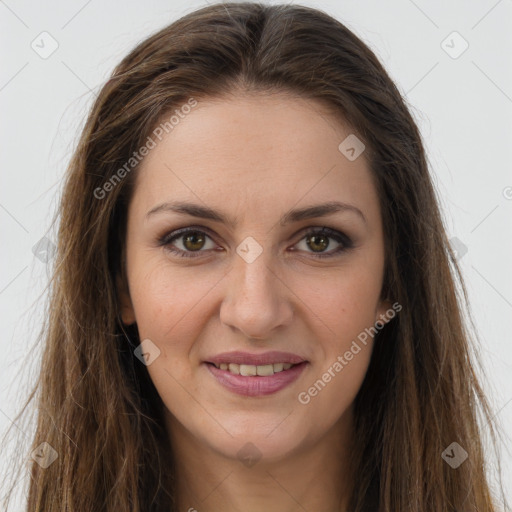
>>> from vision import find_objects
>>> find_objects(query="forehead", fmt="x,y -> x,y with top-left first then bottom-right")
130,93 -> 380,226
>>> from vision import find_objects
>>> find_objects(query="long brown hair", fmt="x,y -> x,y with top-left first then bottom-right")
1,2 -> 506,510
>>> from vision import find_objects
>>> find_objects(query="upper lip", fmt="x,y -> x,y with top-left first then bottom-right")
205,351 -> 307,366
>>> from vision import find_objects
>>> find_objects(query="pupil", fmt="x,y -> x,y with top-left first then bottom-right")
184,232 -> 205,251
308,234 -> 328,252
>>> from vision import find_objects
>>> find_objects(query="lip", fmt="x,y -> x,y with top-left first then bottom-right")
205,350 -> 306,366
204,363 -> 308,398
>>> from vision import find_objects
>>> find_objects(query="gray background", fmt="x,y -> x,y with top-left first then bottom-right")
1,0 -> 511,508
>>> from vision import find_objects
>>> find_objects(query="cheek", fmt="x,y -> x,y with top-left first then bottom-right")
297,344 -> 372,436
303,261 -> 384,340
295,269 -> 380,427
127,256 -> 219,352
294,260 -> 382,411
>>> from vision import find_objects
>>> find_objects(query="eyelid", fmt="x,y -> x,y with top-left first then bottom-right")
159,224 -> 349,243
158,224 -> 354,259
159,225 -> 218,244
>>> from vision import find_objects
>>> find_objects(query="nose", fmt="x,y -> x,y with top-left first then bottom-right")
219,249 -> 294,340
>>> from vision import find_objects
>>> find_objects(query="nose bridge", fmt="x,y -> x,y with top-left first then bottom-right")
236,248 -> 275,300
219,243 -> 292,338
234,245 -> 280,308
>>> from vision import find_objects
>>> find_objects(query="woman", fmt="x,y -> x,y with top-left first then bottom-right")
3,2 -> 506,511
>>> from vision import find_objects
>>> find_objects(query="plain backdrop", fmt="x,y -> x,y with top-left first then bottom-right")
1,0 -> 511,508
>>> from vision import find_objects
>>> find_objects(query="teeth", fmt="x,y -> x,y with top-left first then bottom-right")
240,364 -> 257,376
214,362 -> 297,375
256,364 -> 274,376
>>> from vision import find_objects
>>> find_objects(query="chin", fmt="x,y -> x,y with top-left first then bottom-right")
214,435 -> 303,466
199,413 -> 312,464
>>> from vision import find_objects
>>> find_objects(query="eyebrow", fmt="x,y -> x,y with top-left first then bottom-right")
145,200 -> 367,227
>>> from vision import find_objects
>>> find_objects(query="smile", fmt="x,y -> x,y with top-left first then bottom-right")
205,361 -> 309,397
210,362 -> 294,376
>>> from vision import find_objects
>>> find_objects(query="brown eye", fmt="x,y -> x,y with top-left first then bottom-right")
306,233 -> 330,252
159,226 -> 353,260
182,231 -> 207,251
159,228 -> 217,258
295,227 -> 353,259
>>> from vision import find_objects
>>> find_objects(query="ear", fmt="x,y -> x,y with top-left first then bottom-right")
116,273 -> 136,326
375,298 -> 394,328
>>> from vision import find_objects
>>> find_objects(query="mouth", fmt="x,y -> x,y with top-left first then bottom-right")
206,361 -> 300,376
203,351 -> 308,396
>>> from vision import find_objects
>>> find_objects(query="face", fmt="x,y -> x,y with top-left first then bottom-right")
118,93 -> 392,463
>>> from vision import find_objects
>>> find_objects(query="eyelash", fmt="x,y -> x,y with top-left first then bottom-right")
158,226 -> 354,260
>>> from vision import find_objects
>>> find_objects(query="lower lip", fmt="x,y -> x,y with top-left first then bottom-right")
205,362 -> 308,397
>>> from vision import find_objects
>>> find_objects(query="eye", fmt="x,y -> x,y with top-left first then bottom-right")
158,226 -> 353,259
158,227 -> 218,259
293,226 -> 353,259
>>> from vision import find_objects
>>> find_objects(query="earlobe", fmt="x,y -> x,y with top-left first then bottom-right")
116,273 -> 136,326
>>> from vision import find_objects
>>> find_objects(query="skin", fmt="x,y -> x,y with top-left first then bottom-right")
118,92 -> 392,512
